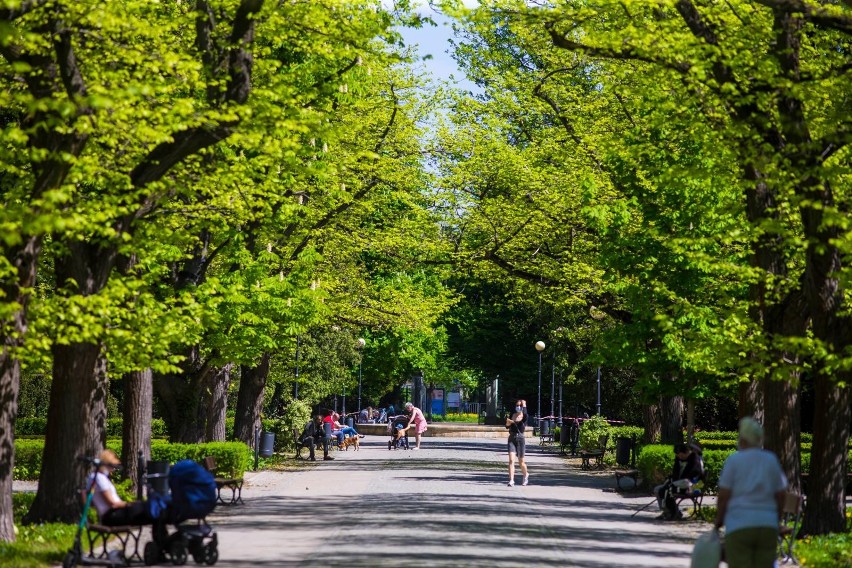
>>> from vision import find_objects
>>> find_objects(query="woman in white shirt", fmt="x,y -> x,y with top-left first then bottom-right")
88,450 -> 151,526
714,417 -> 787,568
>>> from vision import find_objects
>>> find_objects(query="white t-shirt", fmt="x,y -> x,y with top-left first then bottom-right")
718,448 -> 787,534
87,471 -> 120,518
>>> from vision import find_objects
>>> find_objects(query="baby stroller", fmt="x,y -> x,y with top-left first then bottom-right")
144,459 -> 219,566
387,415 -> 410,450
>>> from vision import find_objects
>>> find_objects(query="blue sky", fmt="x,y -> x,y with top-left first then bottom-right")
394,2 -> 480,91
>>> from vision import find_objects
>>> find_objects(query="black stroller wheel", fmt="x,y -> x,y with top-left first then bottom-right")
202,542 -> 218,565
63,550 -> 78,568
170,539 -> 188,566
144,542 -> 159,566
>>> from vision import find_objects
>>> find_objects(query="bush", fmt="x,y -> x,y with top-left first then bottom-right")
433,413 -> 479,423
15,438 -> 251,481
16,417 -> 167,438
636,444 -> 734,492
14,439 -> 45,481
579,415 -> 611,451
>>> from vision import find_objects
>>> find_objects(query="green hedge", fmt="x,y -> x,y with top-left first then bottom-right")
13,439 -> 45,481
637,444 -> 852,492
14,439 -> 251,481
15,417 -> 167,439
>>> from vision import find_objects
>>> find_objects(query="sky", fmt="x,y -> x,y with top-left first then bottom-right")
392,2 -> 480,92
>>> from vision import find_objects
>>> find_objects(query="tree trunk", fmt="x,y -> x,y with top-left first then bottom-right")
659,396 -> 684,445
234,354 -> 270,448
122,368 -> 152,494
0,352 -> 21,543
801,379 -> 851,535
205,364 -> 232,442
762,378 -> 800,494
0,239 -> 42,541
686,398 -> 695,443
737,379 -> 764,423
154,347 -> 217,444
25,344 -> 108,524
641,402 -> 660,445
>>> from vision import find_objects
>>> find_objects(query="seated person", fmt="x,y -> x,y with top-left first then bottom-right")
299,415 -> 324,461
322,410 -> 346,447
330,411 -> 364,439
88,450 -> 155,526
358,408 -> 369,424
654,443 -> 704,519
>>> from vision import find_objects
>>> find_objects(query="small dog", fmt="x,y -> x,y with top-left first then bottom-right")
341,436 -> 360,451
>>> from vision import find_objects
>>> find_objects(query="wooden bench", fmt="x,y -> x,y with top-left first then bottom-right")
85,523 -> 144,564
202,456 -> 244,505
580,435 -> 609,470
615,469 -> 640,489
614,435 -> 639,490
778,492 -> 804,565
77,490 -> 144,564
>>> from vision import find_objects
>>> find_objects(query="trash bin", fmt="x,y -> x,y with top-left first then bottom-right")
616,436 -> 633,466
541,419 -> 551,437
346,416 -> 355,429
146,460 -> 170,496
560,423 -> 570,446
259,431 -> 275,458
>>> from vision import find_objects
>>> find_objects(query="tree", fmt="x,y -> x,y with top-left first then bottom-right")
449,0 -> 850,534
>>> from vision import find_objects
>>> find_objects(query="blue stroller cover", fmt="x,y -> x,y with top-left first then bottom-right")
168,459 -> 217,523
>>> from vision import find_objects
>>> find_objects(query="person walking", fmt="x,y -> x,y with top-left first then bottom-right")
506,399 -> 529,487
404,402 -> 428,450
714,416 -> 787,568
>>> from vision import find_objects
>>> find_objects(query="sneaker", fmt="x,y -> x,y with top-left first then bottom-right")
522,475 -> 529,486
507,479 -> 515,487
358,434 -> 366,439
324,456 -> 334,461
413,447 -> 420,450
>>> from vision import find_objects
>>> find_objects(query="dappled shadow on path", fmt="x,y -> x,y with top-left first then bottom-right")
213,490 -> 695,567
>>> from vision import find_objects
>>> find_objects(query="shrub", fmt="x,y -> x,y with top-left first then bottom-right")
14,439 -> 45,481
579,415 -> 611,451
636,444 -> 734,492
13,438 -> 251,481
16,417 -> 167,438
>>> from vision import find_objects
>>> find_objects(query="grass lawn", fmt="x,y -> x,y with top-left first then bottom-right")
0,493 -> 76,568
696,504 -> 852,567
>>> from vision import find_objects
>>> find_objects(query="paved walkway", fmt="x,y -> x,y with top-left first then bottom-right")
210,437 -> 708,567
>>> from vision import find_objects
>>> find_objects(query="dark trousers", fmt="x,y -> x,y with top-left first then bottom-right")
101,501 -> 151,526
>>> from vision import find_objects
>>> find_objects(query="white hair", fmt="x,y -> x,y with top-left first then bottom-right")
405,402 -> 413,409
738,416 -> 764,447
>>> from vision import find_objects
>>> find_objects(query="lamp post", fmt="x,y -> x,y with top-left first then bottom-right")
596,366 -> 602,416
356,337 -> 366,414
293,336 -> 300,400
535,340 -> 545,430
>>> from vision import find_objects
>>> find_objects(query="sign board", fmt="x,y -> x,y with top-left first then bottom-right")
447,392 -> 461,408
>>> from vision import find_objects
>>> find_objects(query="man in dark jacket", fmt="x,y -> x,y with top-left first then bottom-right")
299,415 -> 325,461
656,443 -> 704,519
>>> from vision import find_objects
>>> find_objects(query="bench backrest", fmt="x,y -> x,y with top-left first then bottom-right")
202,456 -> 217,473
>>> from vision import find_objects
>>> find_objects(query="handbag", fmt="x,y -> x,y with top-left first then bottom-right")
690,528 -> 721,568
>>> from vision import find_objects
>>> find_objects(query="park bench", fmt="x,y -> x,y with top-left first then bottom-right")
778,491 -> 804,565
538,418 -> 555,446
293,429 -> 323,459
77,489 -> 144,565
580,435 -> 609,470
202,456 -> 244,505
613,436 -> 639,490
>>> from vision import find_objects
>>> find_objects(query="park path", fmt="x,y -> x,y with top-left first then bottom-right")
210,436 -> 707,567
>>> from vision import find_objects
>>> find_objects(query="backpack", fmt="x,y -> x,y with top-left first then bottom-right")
168,459 -> 217,522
